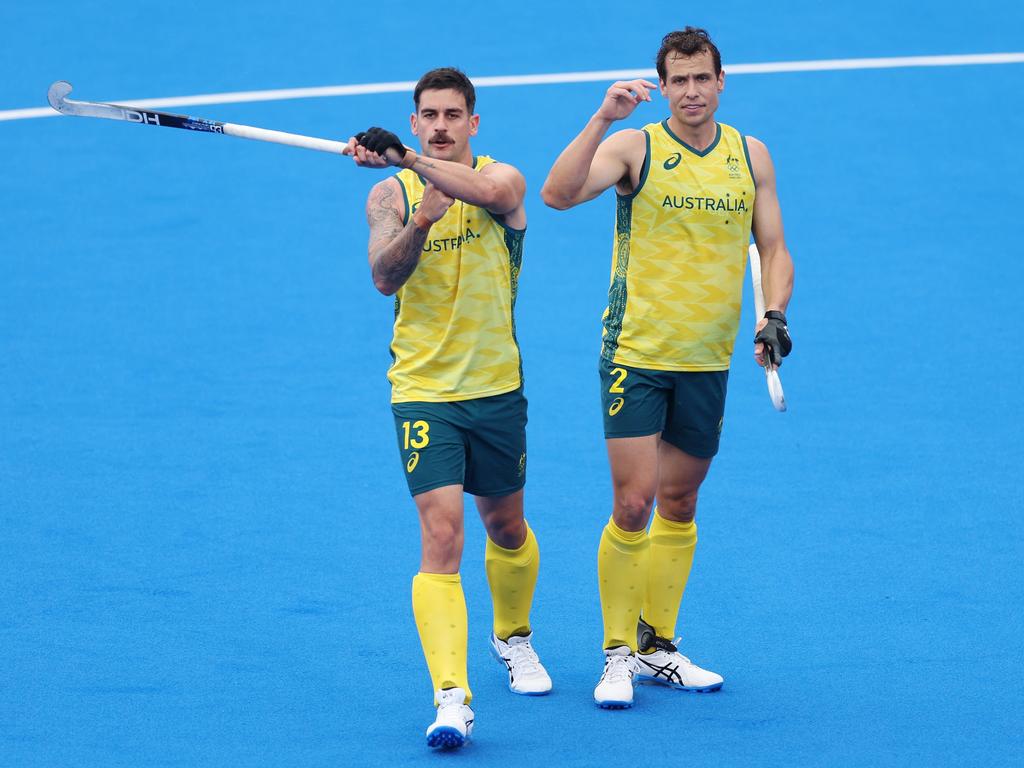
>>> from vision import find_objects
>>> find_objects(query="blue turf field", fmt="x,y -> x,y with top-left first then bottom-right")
3,2 -> 1024,765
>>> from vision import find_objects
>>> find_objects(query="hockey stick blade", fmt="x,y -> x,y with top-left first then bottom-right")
47,81 -> 72,111
48,80 -> 228,132
748,243 -> 788,412
47,81 -> 351,154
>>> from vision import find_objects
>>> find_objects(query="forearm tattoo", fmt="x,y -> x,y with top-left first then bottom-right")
368,183 -> 428,291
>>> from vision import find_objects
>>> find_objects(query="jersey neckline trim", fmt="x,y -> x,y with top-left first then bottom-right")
660,120 -> 722,158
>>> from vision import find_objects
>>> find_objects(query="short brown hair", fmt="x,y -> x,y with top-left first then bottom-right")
656,27 -> 722,79
413,67 -> 476,113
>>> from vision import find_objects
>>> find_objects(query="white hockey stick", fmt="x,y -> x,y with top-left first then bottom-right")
47,81 -> 351,155
748,243 -> 787,412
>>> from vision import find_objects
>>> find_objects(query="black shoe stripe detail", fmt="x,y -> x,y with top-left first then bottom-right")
639,659 -> 684,684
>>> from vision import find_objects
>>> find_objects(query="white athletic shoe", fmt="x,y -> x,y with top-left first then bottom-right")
425,688 -> 474,749
636,634 -> 724,692
489,632 -> 553,695
593,646 -> 638,709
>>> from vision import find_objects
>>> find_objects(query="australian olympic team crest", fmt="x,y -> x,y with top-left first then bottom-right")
725,153 -> 742,179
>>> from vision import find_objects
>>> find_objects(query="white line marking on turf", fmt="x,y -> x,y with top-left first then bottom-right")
3,52 -> 1023,122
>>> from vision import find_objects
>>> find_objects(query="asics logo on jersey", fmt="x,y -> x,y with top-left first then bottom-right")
663,152 -> 682,170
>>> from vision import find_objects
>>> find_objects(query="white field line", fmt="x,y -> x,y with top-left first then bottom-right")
3,52 -> 1023,122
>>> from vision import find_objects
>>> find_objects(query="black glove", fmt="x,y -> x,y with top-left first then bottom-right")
754,310 -> 792,366
354,127 -> 406,162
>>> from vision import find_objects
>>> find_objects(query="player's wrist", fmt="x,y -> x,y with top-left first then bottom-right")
764,309 -> 787,325
412,210 -> 433,231
399,149 -> 418,169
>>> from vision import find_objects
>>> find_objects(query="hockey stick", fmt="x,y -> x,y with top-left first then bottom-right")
47,81 -> 351,155
748,243 -> 787,412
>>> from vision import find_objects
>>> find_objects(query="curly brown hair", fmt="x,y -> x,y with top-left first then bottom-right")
414,68 -> 476,113
656,28 -> 722,79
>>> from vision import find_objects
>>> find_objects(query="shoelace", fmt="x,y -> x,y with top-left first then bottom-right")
669,638 -> 695,665
507,641 -> 543,675
602,653 -> 637,684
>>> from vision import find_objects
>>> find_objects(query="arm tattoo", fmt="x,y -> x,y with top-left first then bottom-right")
411,156 -> 438,172
367,182 -> 429,292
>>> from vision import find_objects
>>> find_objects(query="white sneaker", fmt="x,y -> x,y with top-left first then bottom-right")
489,632 -> 553,695
593,646 -> 638,709
425,688 -> 474,749
636,635 -> 724,692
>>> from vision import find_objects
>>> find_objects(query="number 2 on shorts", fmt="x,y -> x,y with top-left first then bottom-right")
402,420 -> 430,450
608,367 -> 628,394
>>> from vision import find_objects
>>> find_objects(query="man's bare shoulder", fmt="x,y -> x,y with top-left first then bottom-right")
366,175 -> 403,206
366,176 -> 405,217
745,135 -> 768,156
604,127 -> 648,152
479,160 -> 526,184
743,136 -> 776,183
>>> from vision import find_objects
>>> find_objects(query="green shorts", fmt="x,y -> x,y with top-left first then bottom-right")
599,357 -> 728,458
391,387 -> 528,498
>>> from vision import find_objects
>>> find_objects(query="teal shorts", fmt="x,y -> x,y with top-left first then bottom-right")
599,357 -> 728,458
391,387 -> 528,498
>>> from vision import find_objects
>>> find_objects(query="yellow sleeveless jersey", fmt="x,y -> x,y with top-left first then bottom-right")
602,120 -> 756,371
389,156 -> 524,403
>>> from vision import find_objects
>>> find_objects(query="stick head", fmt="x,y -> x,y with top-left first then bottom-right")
48,81 -> 73,112
766,367 -> 787,412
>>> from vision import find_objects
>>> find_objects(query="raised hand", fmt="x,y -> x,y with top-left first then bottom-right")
416,182 -> 455,226
595,79 -> 657,122
346,127 -> 412,168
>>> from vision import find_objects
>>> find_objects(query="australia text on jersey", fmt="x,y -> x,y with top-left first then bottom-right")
422,227 -> 482,252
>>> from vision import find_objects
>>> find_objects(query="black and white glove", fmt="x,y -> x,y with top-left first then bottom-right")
354,127 -> 407,162
754,310 -> 792,366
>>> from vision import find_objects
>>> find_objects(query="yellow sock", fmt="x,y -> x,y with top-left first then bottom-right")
598,517 -> 650,650
485,523 -> 539,640
411,572 -> 472,704
642,510 -> 697,642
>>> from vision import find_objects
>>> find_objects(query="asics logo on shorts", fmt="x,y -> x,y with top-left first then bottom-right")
407,452 -> 420,473
609,397 -> 625,416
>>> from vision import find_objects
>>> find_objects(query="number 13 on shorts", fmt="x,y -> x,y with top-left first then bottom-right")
402,420 -> 430,449
401,420 -> 430,474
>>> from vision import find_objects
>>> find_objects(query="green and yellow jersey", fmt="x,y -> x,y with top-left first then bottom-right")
602,120 -> 756,371
389,156 -> 524,403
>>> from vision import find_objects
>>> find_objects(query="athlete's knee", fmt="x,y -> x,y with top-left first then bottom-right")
485,515 -> 526,550
419,503 -> 463,557
613,489 -> 656,531
421,513 -> 462,544
420,525 -> 463,572
658,489 -> 699,523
